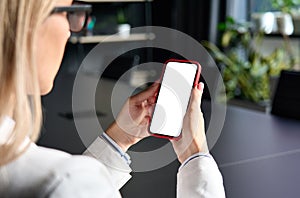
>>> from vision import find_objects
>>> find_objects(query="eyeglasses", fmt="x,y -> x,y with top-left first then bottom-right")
51,5 -> 92,33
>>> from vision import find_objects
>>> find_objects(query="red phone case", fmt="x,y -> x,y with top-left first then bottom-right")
149,59 -> 202,140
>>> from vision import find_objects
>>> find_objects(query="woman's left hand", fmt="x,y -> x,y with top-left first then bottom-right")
106,83 -> 159,152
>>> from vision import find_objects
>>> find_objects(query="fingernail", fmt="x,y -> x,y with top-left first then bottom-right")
197,82 -> 204,91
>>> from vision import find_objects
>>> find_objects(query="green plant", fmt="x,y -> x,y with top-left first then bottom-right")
202,17 -> 294,103
272,0 -> 300,13
117,8 -> 128,24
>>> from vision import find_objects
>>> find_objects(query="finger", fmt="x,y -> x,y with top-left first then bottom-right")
132,82 -> 159,103
154,78 -> 161,84
140,115 -> 151,126
147,96 -> 157,105
131,102 -> 153,124
189,83 -> 204,110
147,102 -> 155,116
139,116 -> 151,138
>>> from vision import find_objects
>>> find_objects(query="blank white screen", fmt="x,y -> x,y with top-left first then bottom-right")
150,61 -> 197,137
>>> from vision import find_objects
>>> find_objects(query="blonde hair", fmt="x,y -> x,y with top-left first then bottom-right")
0,0 -> 57,165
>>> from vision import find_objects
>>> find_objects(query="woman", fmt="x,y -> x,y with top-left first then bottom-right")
0,0 -> 225,197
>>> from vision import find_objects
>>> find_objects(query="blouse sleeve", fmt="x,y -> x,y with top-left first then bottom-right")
83,136 -> 132,189
47,156 -> 122,198
177,154 -> 226,198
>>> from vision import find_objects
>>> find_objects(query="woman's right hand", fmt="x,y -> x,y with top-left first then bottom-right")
105,83 -> 159,152
171,83 -> 209,163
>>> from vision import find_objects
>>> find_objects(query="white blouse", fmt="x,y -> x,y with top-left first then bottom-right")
0,117 -> 225,197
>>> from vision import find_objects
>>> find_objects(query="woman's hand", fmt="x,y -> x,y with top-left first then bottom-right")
171,83 -> 209,163
106,83 -> 159,152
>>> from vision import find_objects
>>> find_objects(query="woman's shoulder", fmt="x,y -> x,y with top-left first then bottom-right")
0,143 -> 120,198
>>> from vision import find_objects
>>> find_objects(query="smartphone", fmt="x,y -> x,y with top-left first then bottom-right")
149,59 -> 201,139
